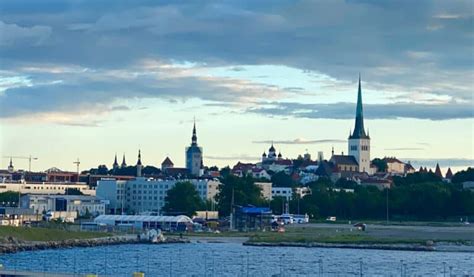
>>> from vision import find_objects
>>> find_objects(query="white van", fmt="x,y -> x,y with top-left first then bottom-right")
279,214 -> 294,225
293,214 -> 309,224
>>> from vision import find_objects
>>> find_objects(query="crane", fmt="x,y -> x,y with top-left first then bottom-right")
3,155 -> 38,172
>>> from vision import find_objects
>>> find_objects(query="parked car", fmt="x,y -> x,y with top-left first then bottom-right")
293,214 -> 309,224
279,214 -> 294,225
326,216 -> 336,222
353,222 -> 367,231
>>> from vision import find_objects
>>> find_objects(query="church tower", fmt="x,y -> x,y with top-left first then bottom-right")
186,119 -> 203,176
121,154 -> 127,168
136,149 -> 143,177
7,157 -> 14,173
112,153 -> 119,171
348,75 -> 371,173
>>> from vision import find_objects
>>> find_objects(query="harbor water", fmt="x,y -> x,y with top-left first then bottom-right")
0,242 -> 473,276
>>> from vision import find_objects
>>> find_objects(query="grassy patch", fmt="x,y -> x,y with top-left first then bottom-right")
247,232 -> 424,245
0,226 -> 110,242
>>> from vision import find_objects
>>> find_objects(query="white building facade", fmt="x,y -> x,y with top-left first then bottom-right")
272,187 -> 293,200
0,182 -> 95,196
97,178 -> 220,214
20,194 -> 106,216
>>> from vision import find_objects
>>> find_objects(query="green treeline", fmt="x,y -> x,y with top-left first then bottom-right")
216,168 -> 474,221
286,170 -> 474,221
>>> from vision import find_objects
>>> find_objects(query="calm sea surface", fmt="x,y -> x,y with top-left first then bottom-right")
0,242 -> 473,276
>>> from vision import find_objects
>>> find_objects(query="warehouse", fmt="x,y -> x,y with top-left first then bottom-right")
94,214 -> 193,231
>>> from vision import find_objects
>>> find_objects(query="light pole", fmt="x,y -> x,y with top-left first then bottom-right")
385,187 -> 389,225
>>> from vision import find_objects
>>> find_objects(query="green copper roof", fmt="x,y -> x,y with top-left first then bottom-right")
350,74 -> 369,139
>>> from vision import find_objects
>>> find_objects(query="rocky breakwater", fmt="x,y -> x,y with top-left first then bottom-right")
0,235 -> 190,254
243,241 -> 437,252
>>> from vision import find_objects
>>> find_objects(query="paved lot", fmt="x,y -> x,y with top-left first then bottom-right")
292,223 -> 474,241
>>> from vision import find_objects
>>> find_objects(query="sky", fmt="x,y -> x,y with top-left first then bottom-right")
0,0 -> 473,174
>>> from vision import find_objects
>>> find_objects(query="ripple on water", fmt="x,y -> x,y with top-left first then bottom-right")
0,243 -> 473,276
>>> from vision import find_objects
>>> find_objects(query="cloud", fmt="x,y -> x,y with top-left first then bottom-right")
0,1 -> 472,121
401,158 -> 474,169
247,101 -> 474,120
253,138 -> 346,145
384,147 -> 425,151
0,21 -> 52,46
0,61 -> 287,120
110,105 -> 130,111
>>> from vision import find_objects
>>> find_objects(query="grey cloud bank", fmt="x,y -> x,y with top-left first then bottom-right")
0,0 -> 473,120
248,102 -> 473,120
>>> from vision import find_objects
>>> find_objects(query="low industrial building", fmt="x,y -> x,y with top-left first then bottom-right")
0,207 -> 38,226
94,214 -> 193,231
20,194 -> 106,217
0,182 -> 96,196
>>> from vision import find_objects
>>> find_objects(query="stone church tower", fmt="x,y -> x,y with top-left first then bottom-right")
348,75 -> 371,173
186,120 -> 203,176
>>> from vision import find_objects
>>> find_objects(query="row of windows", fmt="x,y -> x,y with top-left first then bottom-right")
132,184 -> 170,189
130,201 -> 165,207
339,165 -> 358,172
350,145 -> 370,151
131,196 -> 164,201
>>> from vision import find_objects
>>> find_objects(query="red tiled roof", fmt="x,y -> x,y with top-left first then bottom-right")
232,162 -> 255,171
275,159 -> 292,166
383,157 -> 404,164
330,155 -> 358,166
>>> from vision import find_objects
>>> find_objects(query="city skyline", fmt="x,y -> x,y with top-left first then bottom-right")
0,1 -> 473,173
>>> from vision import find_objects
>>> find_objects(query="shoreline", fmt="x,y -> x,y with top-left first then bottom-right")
182,235 -> 474,253
1,235 -> 472,254
0,235 -> 190,255
243,241 -> 474,253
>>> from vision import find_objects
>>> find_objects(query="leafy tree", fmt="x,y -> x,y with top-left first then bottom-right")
111,166 -> 137,176
371,158 -> 388,172
88,165 -> 110,175
215,175 -> 267,216
335,178 -> 358,189
208,166 -> 219,171
271,171 -> 293,187
97,165 -> 109,175
219,166 -> 231,178
162,182 -> 204,217
65,188 -> 84,195
270,196 -> 286,214
452,167 -> 474,184
0,191 -> 20,206
393,172 -> 441,187
142,166 -> 161,175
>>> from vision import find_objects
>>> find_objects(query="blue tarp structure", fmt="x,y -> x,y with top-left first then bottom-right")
234,205 -> 272,231
240,206 -> 272,215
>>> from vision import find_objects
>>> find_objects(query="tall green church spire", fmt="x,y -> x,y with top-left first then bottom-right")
350,74 -> 369,139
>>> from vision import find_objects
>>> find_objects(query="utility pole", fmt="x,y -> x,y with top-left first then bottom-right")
386,187 -> 389,225
230,187 -> 235,230
73,158 -> 80,179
